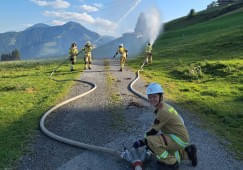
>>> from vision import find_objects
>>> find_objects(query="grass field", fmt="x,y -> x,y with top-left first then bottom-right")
129,7 -> 243,158
0,59 -> 83,168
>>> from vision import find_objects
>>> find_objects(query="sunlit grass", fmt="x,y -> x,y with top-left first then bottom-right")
0,59 -> 83,168
129,9 -> 243,158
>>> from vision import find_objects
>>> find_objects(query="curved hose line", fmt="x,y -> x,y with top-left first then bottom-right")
50,58 -> 69,78
40,61 -> 122,159
129,70 -> 147,101
128,65 -> 185,124
42,58 -> 183,165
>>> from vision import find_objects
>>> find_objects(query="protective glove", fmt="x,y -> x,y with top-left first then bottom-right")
133,139 -> 146,149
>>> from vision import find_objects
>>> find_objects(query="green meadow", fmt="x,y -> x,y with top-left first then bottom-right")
129,6 -> 243,158
0,59 -> 83,168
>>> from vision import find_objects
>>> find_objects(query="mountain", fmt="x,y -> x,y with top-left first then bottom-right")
93,12 -> 154,59
25,23 -> 50,31
0,22 -> 115,59
93,32 -> 146,59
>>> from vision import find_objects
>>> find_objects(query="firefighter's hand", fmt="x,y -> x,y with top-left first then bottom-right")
133,139 -> 145,149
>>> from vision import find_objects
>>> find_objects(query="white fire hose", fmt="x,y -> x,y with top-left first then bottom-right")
40,59 -> 184,169
41,60 -> 151,169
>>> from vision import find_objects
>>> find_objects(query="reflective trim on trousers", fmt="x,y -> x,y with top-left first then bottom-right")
169,134 -> 189,148
175,151 -> 181,163
156,150 -> 169,160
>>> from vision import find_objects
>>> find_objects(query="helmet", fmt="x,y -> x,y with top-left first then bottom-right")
119,43 -> 123,47
146,83 -> 164,95
71,42 -> 76,47
86,41 -> 91,45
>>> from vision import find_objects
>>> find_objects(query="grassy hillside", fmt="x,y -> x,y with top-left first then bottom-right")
129,6 -> 243,158
165,2 -> 243,31
0,59 -> 83,168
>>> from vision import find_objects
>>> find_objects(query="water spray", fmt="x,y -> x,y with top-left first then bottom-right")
117,0 -> 142,25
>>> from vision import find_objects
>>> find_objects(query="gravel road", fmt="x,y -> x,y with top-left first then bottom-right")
17,59 -> 243,170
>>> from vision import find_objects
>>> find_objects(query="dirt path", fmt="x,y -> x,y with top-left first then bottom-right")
17,59 -> 243,170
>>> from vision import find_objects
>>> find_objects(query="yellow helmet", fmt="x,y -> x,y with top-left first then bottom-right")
86,41 -> 91,46
71,42 -> 77,47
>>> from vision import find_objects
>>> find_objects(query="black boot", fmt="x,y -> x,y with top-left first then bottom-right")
185,144 -> 197,167
156,161 -> 179,170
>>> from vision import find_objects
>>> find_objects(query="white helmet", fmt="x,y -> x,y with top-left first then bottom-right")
86,41 -> 91,45
119,43 -> 123,47
146,83 -> 164,95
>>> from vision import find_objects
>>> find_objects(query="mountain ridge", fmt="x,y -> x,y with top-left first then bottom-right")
0,22 -> 115,59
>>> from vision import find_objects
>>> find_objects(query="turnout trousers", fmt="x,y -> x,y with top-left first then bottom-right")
146,134 -> 189,165
84,53 -> 92,69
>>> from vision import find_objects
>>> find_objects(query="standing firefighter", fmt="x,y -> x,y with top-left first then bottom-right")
133,83 -> 197,170
69,42 -> 79,71
144,42 -> 152,65
113,44 -> 128,72
81,41 -> 94,70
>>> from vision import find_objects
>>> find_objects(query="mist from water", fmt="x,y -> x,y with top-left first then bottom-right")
93,7 -> 163,59
138,8 -> 162,45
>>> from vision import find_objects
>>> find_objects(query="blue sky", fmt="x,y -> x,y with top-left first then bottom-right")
0,0 -> 214,36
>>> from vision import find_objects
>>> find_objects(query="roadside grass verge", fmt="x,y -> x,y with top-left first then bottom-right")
128,9 -> 243,158
0,59 -> 83,168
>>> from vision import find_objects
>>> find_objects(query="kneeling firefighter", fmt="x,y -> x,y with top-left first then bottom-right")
69,42 -> 79,71
133,83 -> 198,170
113,44 -> 128,72
81,41 -> 94,70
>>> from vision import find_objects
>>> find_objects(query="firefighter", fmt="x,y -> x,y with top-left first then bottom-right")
133,83 -> 197,170
81,41 -> 94,70
113,44 -> 128,72
144,42 -> 152,65
69,42 -> 79,71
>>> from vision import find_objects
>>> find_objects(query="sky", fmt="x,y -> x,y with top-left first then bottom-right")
0,0 -> 214,37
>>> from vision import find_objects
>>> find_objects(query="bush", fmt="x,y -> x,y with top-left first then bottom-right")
201,62 -> 236,77
171,64 -> 204,81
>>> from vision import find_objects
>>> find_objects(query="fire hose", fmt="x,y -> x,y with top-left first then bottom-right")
40,59 -> 181,169
41,59 -> 151,169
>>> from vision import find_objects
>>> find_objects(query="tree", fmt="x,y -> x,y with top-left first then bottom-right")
11,49 -> 20,60
188,9 -> 196,18
1,49 -> 21,61
207,1 -> 218,9
217,0 -> 235,6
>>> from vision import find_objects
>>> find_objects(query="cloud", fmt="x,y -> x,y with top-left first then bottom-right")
44,11 -> 95,23
30,0 -> 70,9
95,17 -> 117,30
93,3 -> 103,8
43,10 -> 117,35
80,4 -> 99,12
52,20 -> 66,25
22,23 -> 34,28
